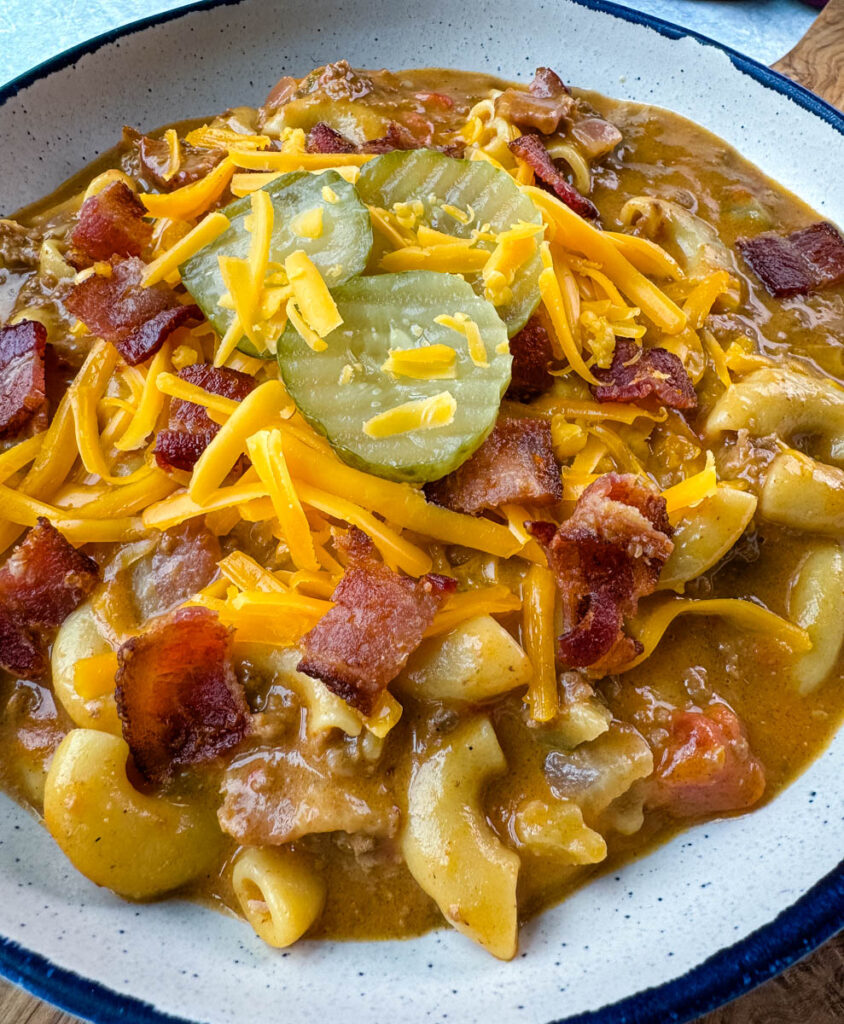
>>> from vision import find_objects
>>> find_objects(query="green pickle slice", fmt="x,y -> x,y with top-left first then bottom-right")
356,149 -> 543,336
180,170 -> 373,356
276,271 -> 512,483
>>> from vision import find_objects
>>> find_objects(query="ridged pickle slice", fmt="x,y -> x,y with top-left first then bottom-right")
181,170 -> 372,356
276,271 -> 512,483
355,149 -> 543,336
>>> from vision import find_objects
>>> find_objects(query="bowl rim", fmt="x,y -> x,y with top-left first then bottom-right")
0,1 -> 841,1022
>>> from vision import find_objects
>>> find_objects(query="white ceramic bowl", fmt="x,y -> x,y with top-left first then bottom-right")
0,2 -> 841,1022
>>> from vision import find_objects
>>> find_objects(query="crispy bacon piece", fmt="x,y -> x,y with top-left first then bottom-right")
115,606 -> 249,782
505,316 -> 555,402
123,126 -> 225,192
528,473 -> 673,671
495,67 -> 574,136
154,362 -> 255,471
737,221 -> 844,298
649,704 -> 766,817
306,119 -> 425,155
298,559 -> 456,715
362,122 -> 423,153
425,418 -> 562,516
590,338 -> 697,411
0,518 -> 99,679
69,181 -> 152,268
509,133 -> 598,220
65,257 -> 201,365
306,122 -> 358,154
0,320 -> 47,439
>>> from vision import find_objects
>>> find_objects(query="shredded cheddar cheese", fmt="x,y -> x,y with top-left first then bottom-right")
380,243 -> 490,274
140,157 -> 235,221
229,149 -> 372,172
662,451 -> 718,518
154,371 -> 237,424
247,429 -> 320,573
363,392 -> 457,438
381,344 -> 457,380
523,564 -> 558,721
73,652 -> 119,700
289,206 -> 324,239
115,343 -> 173,452
434,313 -> 488,367
189,380 -> 290,504
142,211 -> 230,287
284,250 -> 342,338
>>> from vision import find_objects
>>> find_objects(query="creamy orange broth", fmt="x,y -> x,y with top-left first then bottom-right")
0,67 -> 841,947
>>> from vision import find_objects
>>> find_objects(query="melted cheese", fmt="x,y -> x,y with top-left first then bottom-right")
363,392 -> 457,438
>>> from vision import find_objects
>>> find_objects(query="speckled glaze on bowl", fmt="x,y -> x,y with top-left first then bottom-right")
0,2 -> 841,1022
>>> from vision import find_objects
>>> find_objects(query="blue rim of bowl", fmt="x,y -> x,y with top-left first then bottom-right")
0,1 -> 841,1022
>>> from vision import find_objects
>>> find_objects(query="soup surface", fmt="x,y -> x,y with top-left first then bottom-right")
0,63 -> 842,960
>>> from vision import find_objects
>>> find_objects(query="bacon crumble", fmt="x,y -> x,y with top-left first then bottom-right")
737,221 -> 844,298
649,703 -> 766,816
0,518 -> 99,679
69,181 -> 153,268
115,605 -> 249,782
495,67 -> 574,136
590,338 -> 697,410
508,133 -> 598,220
123,126 -> 225,192
65,257 -> 201,365
298,552 -> 456,715
425,418 -> 562,515
154,362 -> 256,471
0,320 -> 47,439
306,122 -> 358,154
528,473 -> 673,671
307,120 -> 457,157
505,316 -> 555,402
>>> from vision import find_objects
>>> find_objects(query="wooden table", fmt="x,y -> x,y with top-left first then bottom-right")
1,1 -> 843,1022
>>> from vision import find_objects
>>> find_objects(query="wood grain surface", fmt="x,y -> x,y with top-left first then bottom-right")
1,3 -> 842,1023
772,0 -> 844,109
